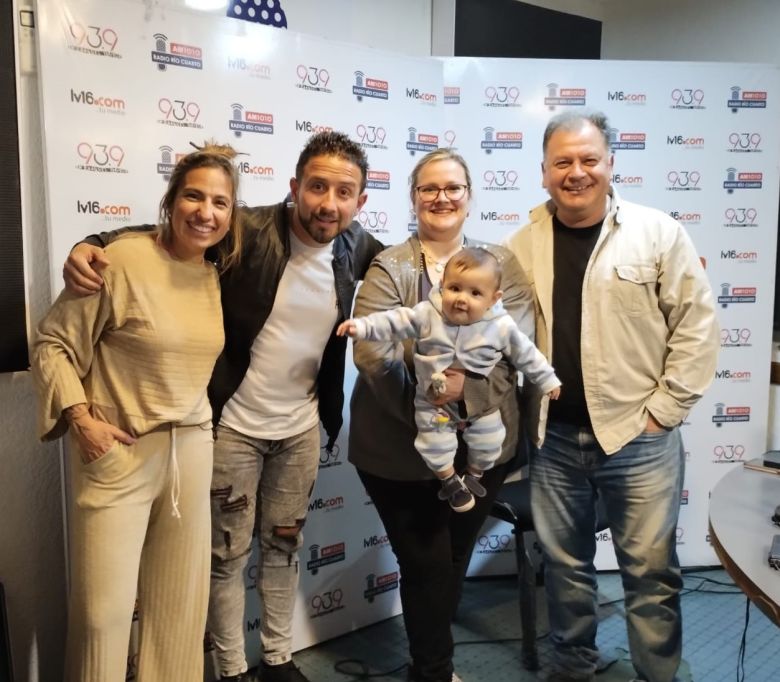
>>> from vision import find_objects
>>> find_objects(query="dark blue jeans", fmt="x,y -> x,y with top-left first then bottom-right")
531,421 -> 685,682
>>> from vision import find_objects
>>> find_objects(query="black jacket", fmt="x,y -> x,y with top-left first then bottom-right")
88,201 -> 384,448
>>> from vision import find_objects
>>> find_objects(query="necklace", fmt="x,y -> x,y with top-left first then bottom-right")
420,249 -> 448,273
419,238 -> 465,274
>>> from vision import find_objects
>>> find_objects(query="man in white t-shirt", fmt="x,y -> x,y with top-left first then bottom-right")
64,132 -> 383,682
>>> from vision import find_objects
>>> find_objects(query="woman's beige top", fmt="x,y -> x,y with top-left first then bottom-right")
33,232 -> 224,441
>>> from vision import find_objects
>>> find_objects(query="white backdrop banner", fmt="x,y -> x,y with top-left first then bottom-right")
441,57 -> 780,573
35,0 -> 779,675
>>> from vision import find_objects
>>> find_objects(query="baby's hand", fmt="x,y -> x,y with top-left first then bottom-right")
336,320 -> 358,337
548,386 -> 561,400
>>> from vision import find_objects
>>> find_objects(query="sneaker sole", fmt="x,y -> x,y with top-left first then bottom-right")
450,497 -> 475,512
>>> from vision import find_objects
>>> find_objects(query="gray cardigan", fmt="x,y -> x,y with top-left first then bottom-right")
348,234 -> 535,481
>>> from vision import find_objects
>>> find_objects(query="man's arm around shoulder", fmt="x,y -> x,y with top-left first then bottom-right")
64,224 -> 155,295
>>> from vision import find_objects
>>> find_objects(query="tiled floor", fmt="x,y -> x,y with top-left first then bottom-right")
292,569 -> 780,681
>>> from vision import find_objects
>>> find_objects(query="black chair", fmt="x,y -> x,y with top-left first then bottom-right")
489,477 -> 609,671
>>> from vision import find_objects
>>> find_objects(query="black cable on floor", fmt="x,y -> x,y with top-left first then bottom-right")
737,596 -> 749,682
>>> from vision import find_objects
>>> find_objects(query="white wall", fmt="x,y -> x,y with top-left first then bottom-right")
2,3 -> 67,681
4,1 -> 431,680
600,0 -> 780,64
518,0 -> 780,65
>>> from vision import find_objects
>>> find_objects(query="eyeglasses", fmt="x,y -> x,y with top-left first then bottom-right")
415,184 -> 469,201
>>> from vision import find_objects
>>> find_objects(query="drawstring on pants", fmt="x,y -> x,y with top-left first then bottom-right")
170,424 -> 181,519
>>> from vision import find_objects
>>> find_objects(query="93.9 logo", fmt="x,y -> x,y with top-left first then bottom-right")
728,132 -> 761,152
310,588 -> 343,614
158,98 -> 201,126
713,444 -> 745,462
724,208 -> 758,226
355,124 -> 387,147
357,210 -> 388,233
670,88 -> 704,108
76,143 -> 126,173
483,170 -> 518,189
666,170 -> 701,190
296,65 -> 332,93
720,327 -> 751,347
319,443 -> 341,467
476,534 -> 511,551
484,86 -> 520,106
68,22 -> 119,54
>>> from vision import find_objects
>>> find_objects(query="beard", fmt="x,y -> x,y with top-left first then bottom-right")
296,208 -> 344,244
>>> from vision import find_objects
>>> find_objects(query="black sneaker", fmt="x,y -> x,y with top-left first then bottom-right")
260,660 -> 310,682
463,473 -> 486,497
221,674 -> 256,682
437,474 -> 475,512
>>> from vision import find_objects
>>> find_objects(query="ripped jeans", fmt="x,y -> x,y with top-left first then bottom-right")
207,423 -> 320,676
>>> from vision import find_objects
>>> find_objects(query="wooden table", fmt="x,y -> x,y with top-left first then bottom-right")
708,464 -> 780,626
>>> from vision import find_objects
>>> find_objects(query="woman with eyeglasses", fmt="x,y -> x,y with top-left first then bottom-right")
347,148 -> 535,682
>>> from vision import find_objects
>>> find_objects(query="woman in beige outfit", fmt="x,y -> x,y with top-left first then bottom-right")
32,143 -> 242,682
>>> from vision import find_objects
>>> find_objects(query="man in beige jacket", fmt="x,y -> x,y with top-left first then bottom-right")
505,111 -> 719,682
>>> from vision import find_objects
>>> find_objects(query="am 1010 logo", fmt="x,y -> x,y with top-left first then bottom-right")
151,33 -> 202,70
723,168 -> 763,193
306,542 -> 346,575
364,572 -> 399,602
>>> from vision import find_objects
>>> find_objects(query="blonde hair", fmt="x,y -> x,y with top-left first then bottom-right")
408,148 -> 473,204
158,140 -> 243,272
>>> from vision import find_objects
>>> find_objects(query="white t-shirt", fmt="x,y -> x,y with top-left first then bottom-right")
220,229 -> 338,439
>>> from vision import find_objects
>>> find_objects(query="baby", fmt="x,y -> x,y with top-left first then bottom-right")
338,247 -> 560,512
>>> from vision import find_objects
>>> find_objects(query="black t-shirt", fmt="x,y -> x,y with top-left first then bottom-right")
548,214 -> 603,427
